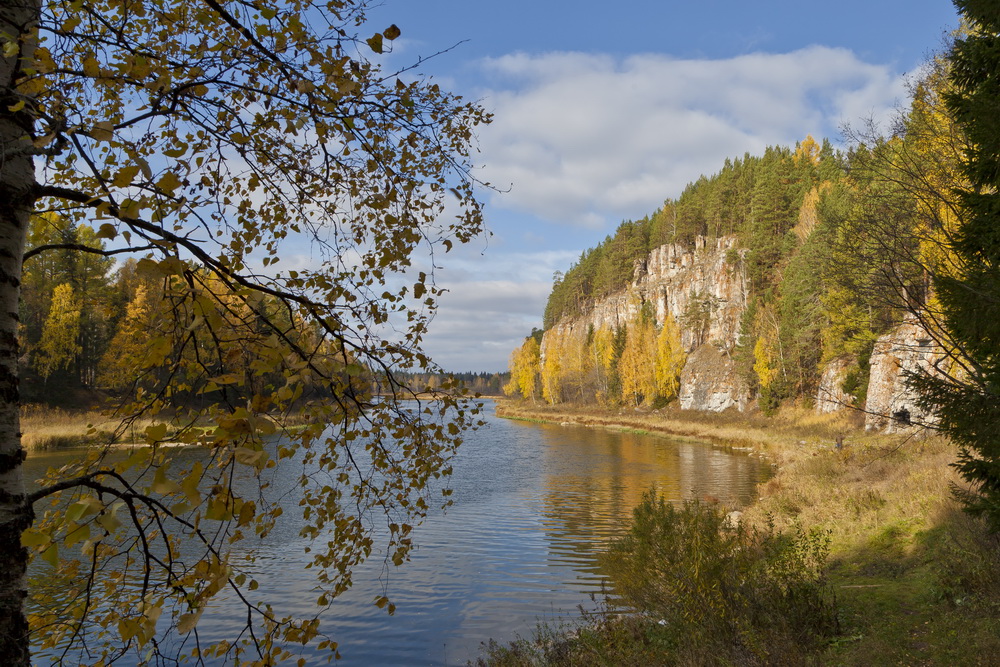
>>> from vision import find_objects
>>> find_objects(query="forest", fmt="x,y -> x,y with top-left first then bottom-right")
19,215 -> 506,407
507,58 -> 959,414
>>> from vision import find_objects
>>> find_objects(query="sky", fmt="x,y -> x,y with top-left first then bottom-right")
363,1 -> 960,373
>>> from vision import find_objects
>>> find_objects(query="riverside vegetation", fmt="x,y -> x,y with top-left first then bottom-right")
479,401 -> 1000,665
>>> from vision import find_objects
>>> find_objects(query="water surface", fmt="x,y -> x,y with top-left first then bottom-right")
26,404 -> 769,665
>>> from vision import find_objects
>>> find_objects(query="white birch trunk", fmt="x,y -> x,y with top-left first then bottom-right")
0,0 -> 39,664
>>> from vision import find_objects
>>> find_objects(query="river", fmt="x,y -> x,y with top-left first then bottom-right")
25,402 -> 769,665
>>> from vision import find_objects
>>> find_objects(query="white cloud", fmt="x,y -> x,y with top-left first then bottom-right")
474,46 -> 909,228
421,249 -> 578,371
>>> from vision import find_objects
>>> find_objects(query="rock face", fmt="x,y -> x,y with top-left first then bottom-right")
864,318 -> 944,432
543,236 -> 750,411
679,343 -> 750,412
815,357 -> 856,414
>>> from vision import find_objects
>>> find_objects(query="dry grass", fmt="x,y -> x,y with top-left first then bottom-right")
20,404 -> 158,451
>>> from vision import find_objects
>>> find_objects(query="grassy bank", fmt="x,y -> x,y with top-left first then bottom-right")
21,404 -> 127,451
484,400 -> 1000,665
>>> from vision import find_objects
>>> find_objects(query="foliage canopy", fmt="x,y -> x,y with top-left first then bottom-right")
0,0 -> 490,663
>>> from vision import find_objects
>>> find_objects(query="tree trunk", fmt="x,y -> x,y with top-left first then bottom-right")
0,1 -> 39,664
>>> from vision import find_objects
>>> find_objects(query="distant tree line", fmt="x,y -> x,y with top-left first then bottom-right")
395,371 -> 508,396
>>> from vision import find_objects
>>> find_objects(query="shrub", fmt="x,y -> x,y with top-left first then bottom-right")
602,493 -> 839,664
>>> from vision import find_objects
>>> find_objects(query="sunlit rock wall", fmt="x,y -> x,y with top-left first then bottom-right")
678,343 -> 750,412
815,356 -> 856,414
543,236 -> 750,412
864,318 -> 944,433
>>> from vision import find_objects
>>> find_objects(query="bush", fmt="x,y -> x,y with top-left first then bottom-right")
602,493 -> 839,665
477,493 -> 840,666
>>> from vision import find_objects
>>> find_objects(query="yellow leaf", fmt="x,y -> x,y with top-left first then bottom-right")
64,522 -> 90,548
91,121 -> 114,142
177,609 -> 203,634
366,33 -> 384,54
65,498 -> 101,522
20,528 -> 49,548
156,171 -> 182,194
237,500 -> 255,527
120,199 -> 140,218
41,543 -> 58,567
83,55 -> 100,78
145,422 -> 168,442
96,510 -> 122,533
112,165 -> 141,188
234,446 -> 265,466
205,496 -> 232,521
96,223 -> 117,239
182,462 -> 203,505
163,143 -> 188,158
150,466 -> 182,496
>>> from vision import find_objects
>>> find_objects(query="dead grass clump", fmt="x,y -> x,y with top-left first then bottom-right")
20,406 -> 115,451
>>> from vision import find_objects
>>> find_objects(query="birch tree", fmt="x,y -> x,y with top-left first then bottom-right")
0,0 -> 489,663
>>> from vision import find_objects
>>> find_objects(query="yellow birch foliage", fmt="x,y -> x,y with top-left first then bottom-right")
541,330 -> 563,404
504,337 -> 541,402
97,282 -> 158,390
35,283 -> 81,380
793,134 -> 821,166
753,336 -> 779,390
619,317 -> 657,406
655,313 -> 687,400
590,324 -> 616,403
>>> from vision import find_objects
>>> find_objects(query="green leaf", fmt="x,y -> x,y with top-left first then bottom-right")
366,33 -> 384,54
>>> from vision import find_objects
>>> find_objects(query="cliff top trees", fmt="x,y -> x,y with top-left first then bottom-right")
0,0 -> 488,663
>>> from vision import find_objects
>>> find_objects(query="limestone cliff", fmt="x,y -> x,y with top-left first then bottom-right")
814,356 -> 856,414
863,318 -> 945,433
542,236 -> 750,411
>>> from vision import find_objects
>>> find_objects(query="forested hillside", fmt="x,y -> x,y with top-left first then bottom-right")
508,60 -> 961,414
19,214 -> 502,405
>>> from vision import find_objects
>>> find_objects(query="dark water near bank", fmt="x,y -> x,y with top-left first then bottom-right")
26,404 -> 769,665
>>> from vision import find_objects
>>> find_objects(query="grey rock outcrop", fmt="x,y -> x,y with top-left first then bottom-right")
864,318 -> 944,432
678,343 -> 750,412
815,357 -> 856,414
543,236 -> 749,412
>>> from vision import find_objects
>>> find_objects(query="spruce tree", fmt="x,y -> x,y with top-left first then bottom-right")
914,1 -> 1000,528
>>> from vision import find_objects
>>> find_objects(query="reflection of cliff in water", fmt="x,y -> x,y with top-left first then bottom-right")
537,423 -> 769,580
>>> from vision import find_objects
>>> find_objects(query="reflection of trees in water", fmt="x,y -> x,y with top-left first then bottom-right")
538,426 -> 769,566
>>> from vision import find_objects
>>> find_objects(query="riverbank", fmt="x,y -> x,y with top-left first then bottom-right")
487,400 -> 1000,665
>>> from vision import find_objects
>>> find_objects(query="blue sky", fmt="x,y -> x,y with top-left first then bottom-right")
363,1 -> 960,373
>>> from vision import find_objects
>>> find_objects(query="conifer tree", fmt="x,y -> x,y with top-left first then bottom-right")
909,1 -> 1000,528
